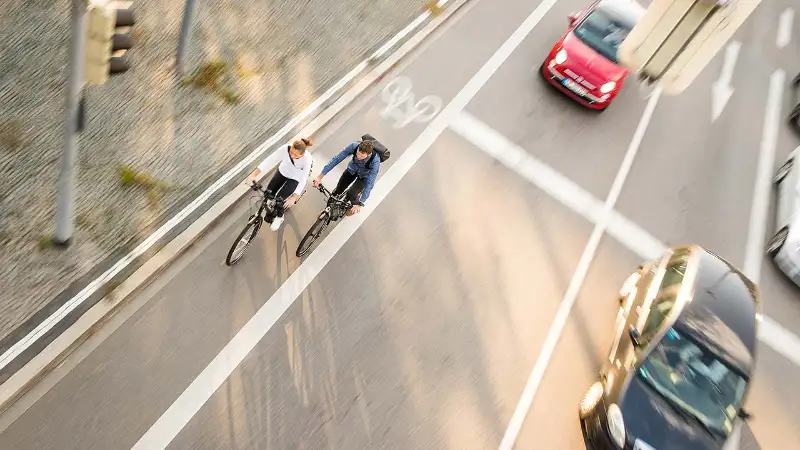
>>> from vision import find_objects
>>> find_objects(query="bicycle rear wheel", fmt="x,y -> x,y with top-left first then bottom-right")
296,213 -> 329,257
225,215 -> 263,266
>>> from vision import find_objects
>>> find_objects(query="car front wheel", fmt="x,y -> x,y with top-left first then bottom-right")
774,158 -> 794,184
767,227 -> 789,257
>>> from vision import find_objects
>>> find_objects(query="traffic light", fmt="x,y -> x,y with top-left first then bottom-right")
84,0 -> 135,85
618,0 -> 763,95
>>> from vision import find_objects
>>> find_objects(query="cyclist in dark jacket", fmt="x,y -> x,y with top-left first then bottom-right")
312,140 -> 379,216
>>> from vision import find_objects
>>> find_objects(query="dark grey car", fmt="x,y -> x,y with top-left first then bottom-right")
579,245 -> 761,450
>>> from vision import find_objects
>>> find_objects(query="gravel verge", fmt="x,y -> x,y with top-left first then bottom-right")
0,0 -> 430,343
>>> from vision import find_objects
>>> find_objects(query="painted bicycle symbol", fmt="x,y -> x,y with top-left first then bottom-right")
379,76 -> 442,129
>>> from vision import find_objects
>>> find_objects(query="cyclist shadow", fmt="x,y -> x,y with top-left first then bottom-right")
270,213 -> 306,287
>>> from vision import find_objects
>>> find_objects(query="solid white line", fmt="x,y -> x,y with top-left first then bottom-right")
452,110 -> 800,374
759,316 -> 800,367
449,112 -> 666,261
743,69 -> 786,285
0,3 -> 441,374
130,1 -> 559,447
450,112 -> 605,221
777,8 -> 795,49
495,86 -> 663,449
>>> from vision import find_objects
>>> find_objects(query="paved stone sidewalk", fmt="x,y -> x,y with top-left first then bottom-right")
0,0 -> 430,344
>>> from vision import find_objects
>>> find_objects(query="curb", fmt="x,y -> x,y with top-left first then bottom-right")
0,0 -> 473,415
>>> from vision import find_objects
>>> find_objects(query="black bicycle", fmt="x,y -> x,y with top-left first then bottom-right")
295,182 -> 357,257
225,180 -> 286,266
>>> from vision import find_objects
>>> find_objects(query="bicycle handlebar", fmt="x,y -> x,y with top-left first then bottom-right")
315,183 -> 331,197
249,180 -> 287,204
314,183 -> 352,208
250,180 -> 265,193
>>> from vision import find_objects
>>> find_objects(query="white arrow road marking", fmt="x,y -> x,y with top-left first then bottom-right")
777,8 -> 795,49
712,40 -> 741,122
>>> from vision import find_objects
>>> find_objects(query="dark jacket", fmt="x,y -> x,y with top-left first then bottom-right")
321,142 -> 381,203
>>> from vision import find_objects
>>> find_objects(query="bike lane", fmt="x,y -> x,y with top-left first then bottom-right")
0,0 -> 592,448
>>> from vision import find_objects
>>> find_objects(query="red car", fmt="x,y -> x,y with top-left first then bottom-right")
541,0 -> 645,111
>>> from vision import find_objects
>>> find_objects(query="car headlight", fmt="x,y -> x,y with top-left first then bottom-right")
555,49 -> 568,64
607,403 -> 626,448
600,81 -> 617,93
580,382 -> 604,417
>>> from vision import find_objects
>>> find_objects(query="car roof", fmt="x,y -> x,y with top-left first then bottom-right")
672,246 -> 759,376
594,0 -> 646,27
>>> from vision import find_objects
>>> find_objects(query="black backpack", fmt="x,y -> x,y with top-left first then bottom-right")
352,133 -> 390,166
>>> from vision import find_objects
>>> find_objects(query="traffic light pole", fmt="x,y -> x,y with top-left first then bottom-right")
54,0 -> 88,247
175,0 -> 197,77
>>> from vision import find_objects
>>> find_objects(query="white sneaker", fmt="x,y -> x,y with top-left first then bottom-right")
270,216 -> 284,231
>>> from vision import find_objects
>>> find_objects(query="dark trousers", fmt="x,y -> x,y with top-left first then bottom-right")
332,169 -> 366,204
266,171 -> 299,217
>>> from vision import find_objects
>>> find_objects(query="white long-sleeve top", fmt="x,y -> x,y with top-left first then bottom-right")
277,147 -> 313,196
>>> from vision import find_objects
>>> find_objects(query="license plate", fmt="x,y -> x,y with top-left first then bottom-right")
562,78 -> 589,96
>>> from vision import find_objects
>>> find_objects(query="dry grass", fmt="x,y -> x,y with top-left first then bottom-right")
37,234 -> 53,250
181,60 -> 242,104
118,165 -> 171,208
424,0 -> 444,16
0,119 -> 26,152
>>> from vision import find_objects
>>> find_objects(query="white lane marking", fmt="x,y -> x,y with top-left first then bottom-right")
711,41 -> 740,122
777,8 -> 795,49
130,0 -> 556,447
448,110 -> 666,260
449,110 -> 604,219
0,1 -> 450,374
606,213 -> 665,260
743,69 -> 786,285
490,83 -> 664,449
380,76 -> 443,128
452,109 -> 800,372
759,315 -> 800,366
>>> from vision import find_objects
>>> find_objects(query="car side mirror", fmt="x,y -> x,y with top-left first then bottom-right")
568,12 -> 578,25
628,325 -> 642,347
738,408 -> 753,420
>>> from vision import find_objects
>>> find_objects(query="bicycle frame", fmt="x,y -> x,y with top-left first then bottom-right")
249,181 -> 285,223
295,179 -> 360,258
314,182 -> 354,221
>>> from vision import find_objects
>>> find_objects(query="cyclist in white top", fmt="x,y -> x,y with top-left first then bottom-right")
266,138 -> 314,231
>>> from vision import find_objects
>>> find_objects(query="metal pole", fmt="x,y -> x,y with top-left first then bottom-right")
54,0 -> 88,247
175,0 -> 197,77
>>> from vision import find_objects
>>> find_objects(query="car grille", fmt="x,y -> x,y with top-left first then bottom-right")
546,63 -> 604,103
563,68 -> 597,90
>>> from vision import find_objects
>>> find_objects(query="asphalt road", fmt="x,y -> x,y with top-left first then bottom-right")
1,0 -> 799,449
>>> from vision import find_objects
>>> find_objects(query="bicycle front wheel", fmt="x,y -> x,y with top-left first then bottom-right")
296,213 -> 329,257
225,215 -> 263,266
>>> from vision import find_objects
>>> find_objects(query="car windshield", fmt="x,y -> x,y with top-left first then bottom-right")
637,327 -> 748,437
573,9 -> 632,63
